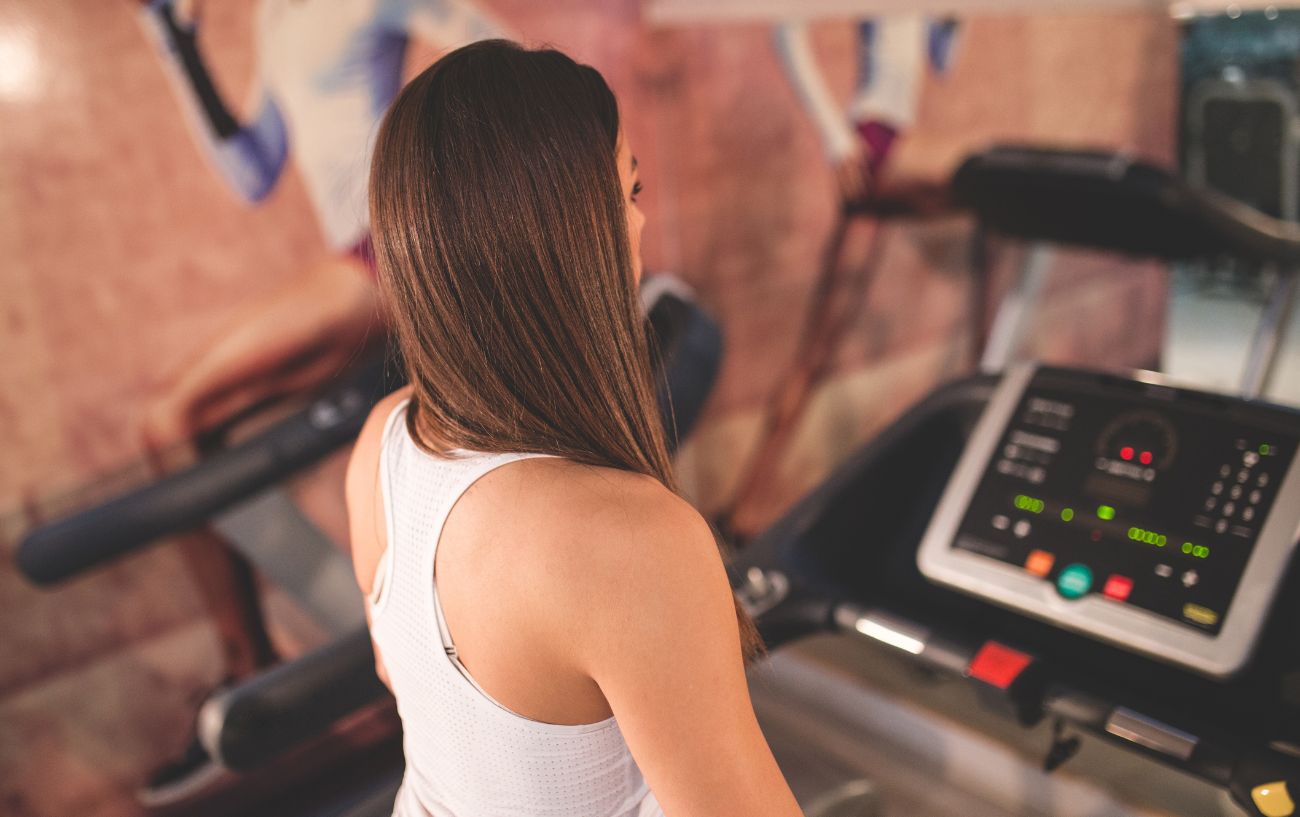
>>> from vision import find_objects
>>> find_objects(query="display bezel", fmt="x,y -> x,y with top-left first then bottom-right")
916,362 -> 1300,679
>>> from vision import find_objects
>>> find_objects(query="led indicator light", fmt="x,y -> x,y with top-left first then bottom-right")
1014,495 -> 1044,514
1060,508 -> 1074,522
1097,505 -> 1115,521
1120,446 -> 1134,461
1260,444 -> 1272,456
1126,527 -> 1166,547
1139,451 -> 1153,465
1182,542 -> 1210,559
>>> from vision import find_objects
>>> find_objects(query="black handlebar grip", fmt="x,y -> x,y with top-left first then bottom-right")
17,359 -> 393,585
200,628 -> 388,771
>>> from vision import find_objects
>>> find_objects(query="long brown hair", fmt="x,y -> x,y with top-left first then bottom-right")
369,40 -> 762,663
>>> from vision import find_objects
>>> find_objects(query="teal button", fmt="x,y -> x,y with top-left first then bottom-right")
1057,563 -> 1093,600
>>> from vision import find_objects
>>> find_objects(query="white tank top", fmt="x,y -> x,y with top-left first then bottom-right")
366,399 -> 663,817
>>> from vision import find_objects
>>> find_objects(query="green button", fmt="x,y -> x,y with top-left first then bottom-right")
1057,564 -> 1093,600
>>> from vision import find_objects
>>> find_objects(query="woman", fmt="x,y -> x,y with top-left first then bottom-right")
346,40 -> 803,817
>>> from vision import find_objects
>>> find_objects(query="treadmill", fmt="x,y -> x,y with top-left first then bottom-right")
736,146 -> 1300,817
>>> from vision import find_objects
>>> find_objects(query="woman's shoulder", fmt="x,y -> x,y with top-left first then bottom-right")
454,457 -> 717,601
483,458 -> 707,549
469,458 -> 723,622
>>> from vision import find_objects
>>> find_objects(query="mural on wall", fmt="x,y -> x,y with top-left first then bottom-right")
133,0 -> 513,799
8,0 -> 513,807
137,0 -> 504,451
0,2 -> 1180,813
774,15 -> 962,200
718,14 -> 967,536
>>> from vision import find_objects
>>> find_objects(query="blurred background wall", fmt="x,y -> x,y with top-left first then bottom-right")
0,1 -> 1174,814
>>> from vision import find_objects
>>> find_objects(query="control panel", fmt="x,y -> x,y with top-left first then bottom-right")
918,364 -> 1300,678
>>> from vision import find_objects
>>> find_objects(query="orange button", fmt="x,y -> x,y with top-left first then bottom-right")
1103,574 -> 1134,602
1025,549 -> 1055,577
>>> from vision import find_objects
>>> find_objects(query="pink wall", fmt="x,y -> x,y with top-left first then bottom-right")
0,2 -> 1174,813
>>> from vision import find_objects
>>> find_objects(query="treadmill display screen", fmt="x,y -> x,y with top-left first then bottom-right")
952,369 -> 1298,635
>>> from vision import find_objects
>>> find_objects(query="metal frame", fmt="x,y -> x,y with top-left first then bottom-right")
978,244 -> 1054,373
1240,267 -> 1300,399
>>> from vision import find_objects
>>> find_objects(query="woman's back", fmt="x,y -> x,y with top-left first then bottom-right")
358,394 -> 661,816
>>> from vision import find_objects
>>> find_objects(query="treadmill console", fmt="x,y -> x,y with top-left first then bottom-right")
918,364 -> 1300,678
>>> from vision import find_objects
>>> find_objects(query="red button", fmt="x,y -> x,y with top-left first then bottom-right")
1103,574 -> 1133,602
968,642 -> 1034,690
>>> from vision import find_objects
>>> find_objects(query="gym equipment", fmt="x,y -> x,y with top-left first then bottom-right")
732,145 -> 1300,816
960,146 -> 1300,395
15,274 -> 723,816
17,353 -> 396,588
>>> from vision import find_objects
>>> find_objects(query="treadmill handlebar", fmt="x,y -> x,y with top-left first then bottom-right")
955,144 -> 1300,266
17,357 -> 394,585
199,628 -> 387,771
